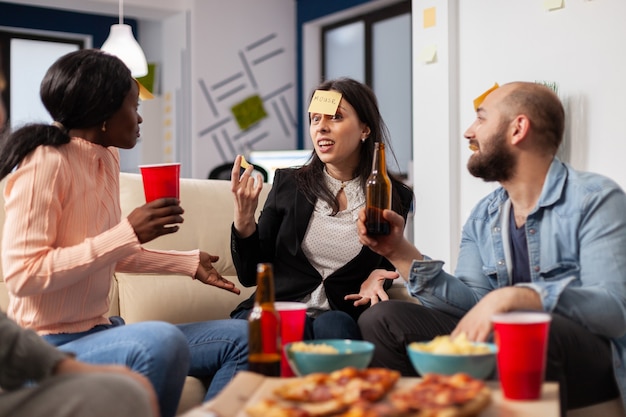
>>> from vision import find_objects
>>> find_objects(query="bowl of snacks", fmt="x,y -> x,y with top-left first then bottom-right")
407,333 -> 497,380
284,339 -> 375,376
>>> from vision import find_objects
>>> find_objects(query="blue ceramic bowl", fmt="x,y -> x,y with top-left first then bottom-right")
406,341 -> 497,380
284,339 -> 375,376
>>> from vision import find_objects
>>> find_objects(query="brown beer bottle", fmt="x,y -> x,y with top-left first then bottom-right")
248,263 -> 281,376
366,142 -> 392,235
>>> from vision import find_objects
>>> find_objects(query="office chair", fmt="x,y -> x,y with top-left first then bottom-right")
208,162 -> 269,182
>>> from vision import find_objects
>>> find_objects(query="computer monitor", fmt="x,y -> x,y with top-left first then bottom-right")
248,149 -> 313,183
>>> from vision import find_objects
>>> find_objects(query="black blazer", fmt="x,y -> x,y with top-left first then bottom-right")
230,168 -> 414,321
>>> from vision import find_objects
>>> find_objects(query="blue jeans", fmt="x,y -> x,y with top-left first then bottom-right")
303,310 -> 362,340
43,318 -> 248,417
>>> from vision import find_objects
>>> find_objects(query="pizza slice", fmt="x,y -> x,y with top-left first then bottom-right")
246,367 -> 401,417
388,373 -> 491,417
246,397 -> 353,417
274,367 -> 400,404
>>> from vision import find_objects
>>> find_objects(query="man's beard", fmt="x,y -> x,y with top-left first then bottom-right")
467,124 -> 516,182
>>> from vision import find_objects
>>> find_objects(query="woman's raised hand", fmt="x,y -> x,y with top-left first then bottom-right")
230,155 -> 263,238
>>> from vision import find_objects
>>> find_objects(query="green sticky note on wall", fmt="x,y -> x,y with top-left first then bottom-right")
231,95 -> 267,130
136,63 -> 157,94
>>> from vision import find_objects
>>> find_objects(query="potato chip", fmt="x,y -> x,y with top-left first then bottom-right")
410,333 -> 491,355
289,341 -> 339,354
240,155 -> 251,169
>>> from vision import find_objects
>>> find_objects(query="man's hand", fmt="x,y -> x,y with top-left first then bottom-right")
54,358 -> 160,417
194,251 -> 241,294
452,287 -> 543,342
356,208 -> 406,259
356,208 -> 424,281
127,198 -> 184,243
345,269 -> 398,306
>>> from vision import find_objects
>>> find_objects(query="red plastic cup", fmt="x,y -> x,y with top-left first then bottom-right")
492,312 -> 551,400
139,163 -> 181,202
275,301 -> 307,377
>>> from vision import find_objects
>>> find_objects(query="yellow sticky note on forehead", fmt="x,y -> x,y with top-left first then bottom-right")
473,83 -> 499,111
308,90 -> 342,115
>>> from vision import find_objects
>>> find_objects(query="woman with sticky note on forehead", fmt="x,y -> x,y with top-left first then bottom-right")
229,77 -> 414,340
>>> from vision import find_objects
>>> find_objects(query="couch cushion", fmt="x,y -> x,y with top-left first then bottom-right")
116,273 -> 255,324
119,173 -> 270,277
116,173 -> 269,324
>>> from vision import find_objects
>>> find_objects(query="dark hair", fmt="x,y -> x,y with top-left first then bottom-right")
296,77 -> 404,214
0,49 -> 133,180
0,48 -> 7,141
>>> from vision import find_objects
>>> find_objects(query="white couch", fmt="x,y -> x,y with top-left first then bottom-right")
0,172 -> 414,414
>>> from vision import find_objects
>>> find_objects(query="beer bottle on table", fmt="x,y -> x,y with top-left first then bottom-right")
365,141 -> 392,235
248,262 -> 281,376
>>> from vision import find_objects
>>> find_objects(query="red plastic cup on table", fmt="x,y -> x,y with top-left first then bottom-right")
139,163 -> 181,202
275,301 -> 307,377
491,311 -> 552,400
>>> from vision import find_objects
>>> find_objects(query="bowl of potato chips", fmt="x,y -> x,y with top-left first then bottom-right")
407,333 -> 497,380
285,339 -> 375,376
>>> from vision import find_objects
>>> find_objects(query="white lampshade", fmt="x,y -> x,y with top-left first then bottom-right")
101,24 -> 148,77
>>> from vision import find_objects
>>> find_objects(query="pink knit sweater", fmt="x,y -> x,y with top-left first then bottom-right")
1,137 -> 198,335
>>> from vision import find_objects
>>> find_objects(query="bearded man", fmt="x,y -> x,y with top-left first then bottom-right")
356,82 -> 626,416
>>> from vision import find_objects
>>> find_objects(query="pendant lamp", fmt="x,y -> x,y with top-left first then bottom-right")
100,0 -> 148,77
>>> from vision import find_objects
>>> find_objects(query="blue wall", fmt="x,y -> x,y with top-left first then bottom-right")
297,0 -> 374,22
0,1 -> 138,48
295,0 -> 373,148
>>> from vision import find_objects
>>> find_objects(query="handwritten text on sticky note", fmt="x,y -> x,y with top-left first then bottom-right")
308,90 -> 343,115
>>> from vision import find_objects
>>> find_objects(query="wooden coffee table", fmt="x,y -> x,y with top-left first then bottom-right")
182,371 -> 560,417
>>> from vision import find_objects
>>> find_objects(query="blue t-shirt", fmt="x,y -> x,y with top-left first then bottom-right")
509,208 -> 531,284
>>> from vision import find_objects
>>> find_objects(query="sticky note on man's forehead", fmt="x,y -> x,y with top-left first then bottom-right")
473,83 -> 499,111
308,90 -> 343,115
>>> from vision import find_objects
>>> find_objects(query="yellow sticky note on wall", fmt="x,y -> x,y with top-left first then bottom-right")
423,7 -> 436,28
308,90 -> 342,115
473,83 -> 500,110
543,0 -> 564,11
418,45 -> 437,63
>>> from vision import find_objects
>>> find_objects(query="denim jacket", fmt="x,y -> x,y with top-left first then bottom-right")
407,158 -> 626,407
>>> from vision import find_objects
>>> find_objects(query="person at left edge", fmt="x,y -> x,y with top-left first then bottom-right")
0,49 -> 248,417
0,48 -> 158,417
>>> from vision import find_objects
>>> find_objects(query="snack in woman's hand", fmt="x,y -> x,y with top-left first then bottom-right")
240,155 -> 251,169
